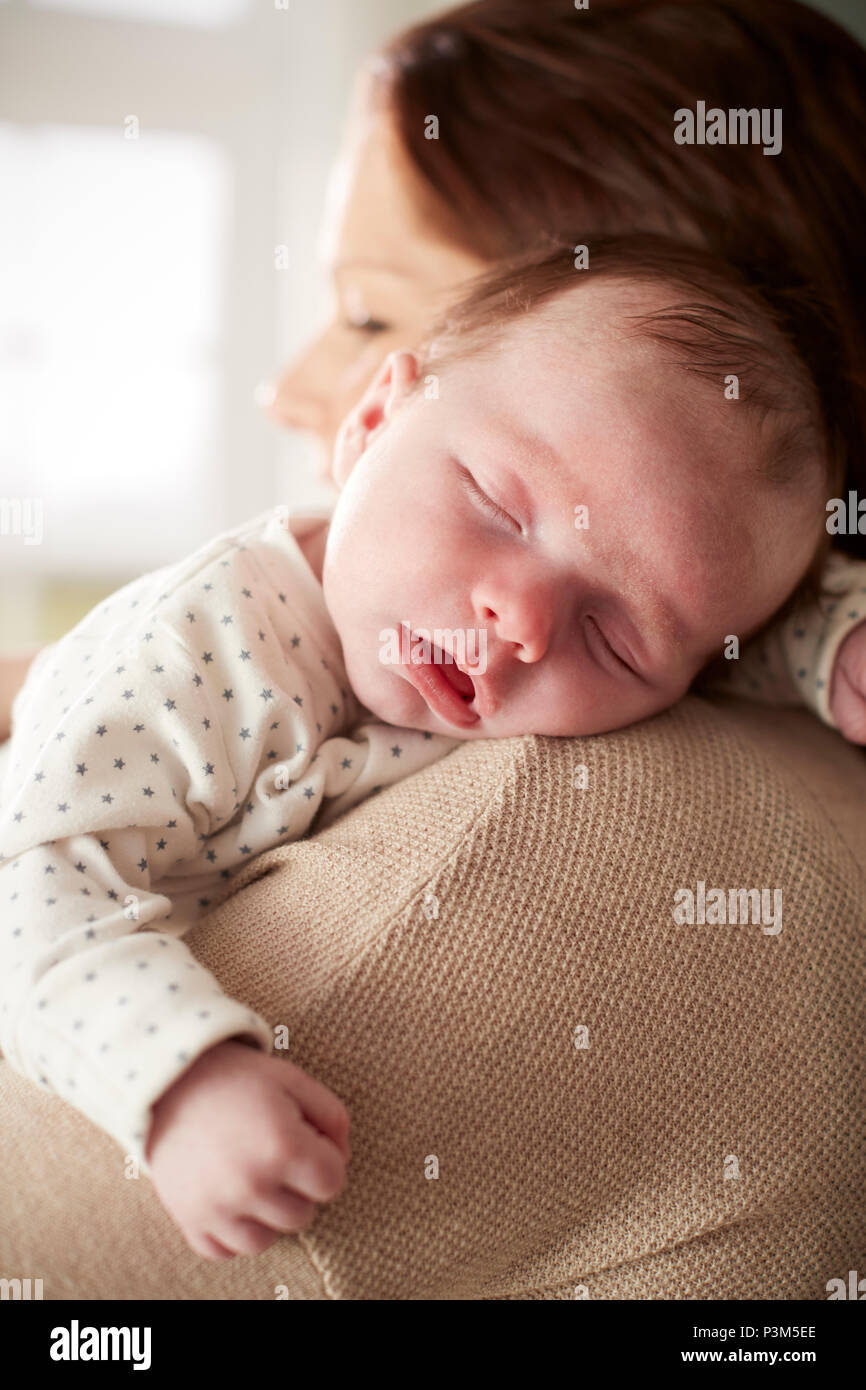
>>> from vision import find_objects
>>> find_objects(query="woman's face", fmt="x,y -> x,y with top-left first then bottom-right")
260,83 -> 488,473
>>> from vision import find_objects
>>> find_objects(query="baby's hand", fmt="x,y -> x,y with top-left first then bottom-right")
829,621 -> 866,744
145,1038 -> 351,1260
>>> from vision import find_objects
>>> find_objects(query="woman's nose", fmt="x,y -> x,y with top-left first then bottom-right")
256,361 -> 328,436
255,334 -> 330,436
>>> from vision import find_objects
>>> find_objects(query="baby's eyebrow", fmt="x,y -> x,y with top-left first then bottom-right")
504,418 -> 559,473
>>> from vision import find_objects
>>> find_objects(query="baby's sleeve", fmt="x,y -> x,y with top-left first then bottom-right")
695,551 -> 866,726
0,628 -> 273,1178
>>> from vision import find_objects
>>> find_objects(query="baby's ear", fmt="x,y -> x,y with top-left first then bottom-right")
332,349 -> 419,488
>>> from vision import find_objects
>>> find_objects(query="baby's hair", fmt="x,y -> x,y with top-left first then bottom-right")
415,236 -> 840,599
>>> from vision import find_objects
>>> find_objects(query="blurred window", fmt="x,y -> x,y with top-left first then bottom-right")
0,122 -> 229,574
30,0 -> 251,27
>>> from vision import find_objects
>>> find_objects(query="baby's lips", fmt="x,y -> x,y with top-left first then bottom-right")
465,668 -> 497,720
445,662 -> 475,699
424,637 -> 476,699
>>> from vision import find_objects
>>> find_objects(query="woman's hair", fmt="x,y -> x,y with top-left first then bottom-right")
373,0 -> 866,559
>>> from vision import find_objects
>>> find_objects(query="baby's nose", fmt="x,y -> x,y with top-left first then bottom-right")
475,598 -> 552,665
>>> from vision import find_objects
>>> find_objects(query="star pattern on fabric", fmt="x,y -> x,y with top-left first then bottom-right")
0,505 -> 459,1171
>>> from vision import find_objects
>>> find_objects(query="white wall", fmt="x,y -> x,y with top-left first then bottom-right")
0,0 -> 446,645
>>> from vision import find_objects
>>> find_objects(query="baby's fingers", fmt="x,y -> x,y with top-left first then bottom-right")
830,663 -> 866,743
188,1231 -> 237,1262
275,1119 -> 348,1205
273,1055 -> 351,1162
192,1191 -> 317,1262
830,623 -> 866,744
207,1202 -> 312,1259
245,1185 -> 316,1237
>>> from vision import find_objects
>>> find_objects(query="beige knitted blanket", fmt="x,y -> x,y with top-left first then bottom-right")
1,695 -> 864,1298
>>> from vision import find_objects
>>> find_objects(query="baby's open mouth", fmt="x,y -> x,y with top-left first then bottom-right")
398,632 -> 480,728
430,642 -> 476,701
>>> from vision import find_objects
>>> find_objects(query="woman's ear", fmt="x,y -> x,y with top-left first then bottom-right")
332,349 -> 419,488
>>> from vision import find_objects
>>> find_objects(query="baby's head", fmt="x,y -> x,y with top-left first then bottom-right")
322,237 -> 836,738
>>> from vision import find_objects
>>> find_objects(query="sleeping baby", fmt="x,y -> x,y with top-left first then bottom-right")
1,236 -> 863,1261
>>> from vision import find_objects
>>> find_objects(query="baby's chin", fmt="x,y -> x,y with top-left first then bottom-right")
345,650 -> 429,726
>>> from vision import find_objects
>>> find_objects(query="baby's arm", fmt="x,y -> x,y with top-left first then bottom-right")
0,642 -> 270,1164
0,624 -> 349,1258
695,550 -> 866,740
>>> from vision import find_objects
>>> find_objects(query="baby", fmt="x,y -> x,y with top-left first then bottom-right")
0,237 -> 862,1262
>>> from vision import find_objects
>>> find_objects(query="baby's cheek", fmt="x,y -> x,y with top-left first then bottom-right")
631,677 -> 685,727
526,665 -> 599,736
347,642 -> 415,723
549,667 -> 656,736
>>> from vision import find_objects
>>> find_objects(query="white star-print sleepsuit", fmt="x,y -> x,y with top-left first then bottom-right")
0,504 -> 458,1176
0,506 -> 864,1178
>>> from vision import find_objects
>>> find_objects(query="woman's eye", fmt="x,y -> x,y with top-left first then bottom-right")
584,615 -> 637,678
456,463 -> 521,533
343,314 -> 391,335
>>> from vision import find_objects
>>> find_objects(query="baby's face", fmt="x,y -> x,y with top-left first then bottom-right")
322,282 -> 822,738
